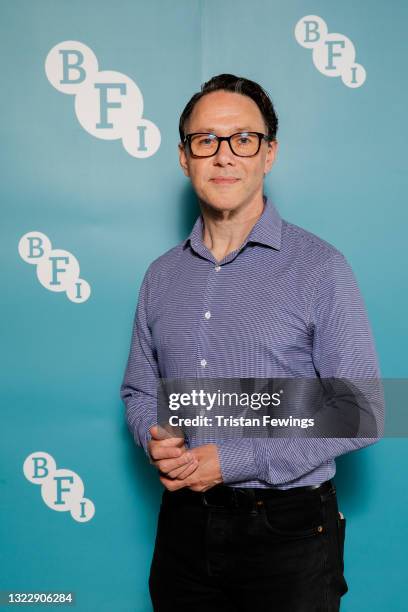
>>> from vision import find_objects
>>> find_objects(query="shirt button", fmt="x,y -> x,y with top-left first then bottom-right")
215,265 -> 221,272
200,359 -> 207,367
204,311 -> 211,320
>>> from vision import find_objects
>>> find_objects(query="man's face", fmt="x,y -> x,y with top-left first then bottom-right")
179,90 -> 278,213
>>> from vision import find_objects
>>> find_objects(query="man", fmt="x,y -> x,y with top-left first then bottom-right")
121,74 -> 382,611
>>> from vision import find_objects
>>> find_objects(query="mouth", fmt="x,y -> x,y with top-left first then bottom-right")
210,177 -> 240,185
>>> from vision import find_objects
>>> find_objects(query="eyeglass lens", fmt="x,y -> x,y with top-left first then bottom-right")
189,133 -> 261,157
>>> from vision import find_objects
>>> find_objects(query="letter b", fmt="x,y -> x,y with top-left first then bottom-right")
295,15 -> 328,50
45,41 -> 99,95
304,20 -> 320,43
18,232 -> 51,265
59,49 -> 86,84
28,236 -> 44,259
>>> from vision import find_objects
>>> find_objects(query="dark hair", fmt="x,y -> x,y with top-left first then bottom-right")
179,73 -> 278,142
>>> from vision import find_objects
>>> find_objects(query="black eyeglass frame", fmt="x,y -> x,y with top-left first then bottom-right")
182,131 -> 273,158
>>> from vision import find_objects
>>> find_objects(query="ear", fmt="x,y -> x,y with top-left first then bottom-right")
179,143 -> 190,177
264,139 -> 278,175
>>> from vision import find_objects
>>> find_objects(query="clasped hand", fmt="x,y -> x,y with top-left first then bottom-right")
147,425 -> 223,492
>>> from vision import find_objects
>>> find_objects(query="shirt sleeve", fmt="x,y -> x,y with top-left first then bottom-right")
217,251 -> 384,485
120,266 -> 159,457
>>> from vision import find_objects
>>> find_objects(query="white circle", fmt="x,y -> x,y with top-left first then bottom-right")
313,33 -> 356,78
71,498 -> 95,522
66,278 -> 91,303
204,311 -> 211,320
341,63 -> 367,88
294,15 -> 328,49
41,468 -> 84,512
122,117 -> 161,158
45,41 -> 99,95
200,359 -> 207,367
23,452 -> 56,484
74,70 -> 144,140
18,232 -> 52,265
36,249 -> 80,292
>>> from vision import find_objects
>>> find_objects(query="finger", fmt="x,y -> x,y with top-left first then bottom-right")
157,452 -> 195,474
161,437 -> 185,447
149,425 -> 165,439
151,436 -> 185,449
161,469 -> 197,490
150,437 -> 187,455
164,457 -> 198,478
167,459 -> 199,480
150,425 -> 178,440
160,475 -> 191,492
150,425 -> 185,444
150,444 -> 186,461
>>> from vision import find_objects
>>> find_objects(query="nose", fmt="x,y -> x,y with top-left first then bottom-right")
213,139 -> 235,165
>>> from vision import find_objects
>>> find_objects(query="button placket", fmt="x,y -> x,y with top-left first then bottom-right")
196,261 -> 221,376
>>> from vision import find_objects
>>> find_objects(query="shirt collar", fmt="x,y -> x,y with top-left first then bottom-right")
183,196 -> 282,253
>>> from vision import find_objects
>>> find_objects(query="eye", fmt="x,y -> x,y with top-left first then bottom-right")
238,133 -> 254,144
196,134 -> 216,146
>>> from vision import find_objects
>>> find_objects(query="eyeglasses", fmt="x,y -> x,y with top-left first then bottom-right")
183,131 -> 272,158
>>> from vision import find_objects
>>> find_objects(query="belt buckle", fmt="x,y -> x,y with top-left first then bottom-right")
202,487 -> 257,510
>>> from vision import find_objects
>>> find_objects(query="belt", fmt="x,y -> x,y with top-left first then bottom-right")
162,479 -> 335,510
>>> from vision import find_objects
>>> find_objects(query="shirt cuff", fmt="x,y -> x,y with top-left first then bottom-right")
217,439 -> 258,484
139,418 -> 157,459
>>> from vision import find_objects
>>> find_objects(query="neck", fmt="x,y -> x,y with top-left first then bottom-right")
200,194 -> 265,263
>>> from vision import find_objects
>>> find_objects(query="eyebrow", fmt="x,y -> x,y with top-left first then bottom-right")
191,127 -> 255,133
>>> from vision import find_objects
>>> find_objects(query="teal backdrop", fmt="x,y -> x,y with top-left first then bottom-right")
1,1 -> 407,610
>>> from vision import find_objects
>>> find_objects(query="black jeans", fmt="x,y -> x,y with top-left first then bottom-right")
149,480 -> 348,611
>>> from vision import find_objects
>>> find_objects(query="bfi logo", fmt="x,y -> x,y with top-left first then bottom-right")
18,231 -> 91,303
45,41 -> 161,157
23,452 -> 95,523
295,15 -> 366,88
